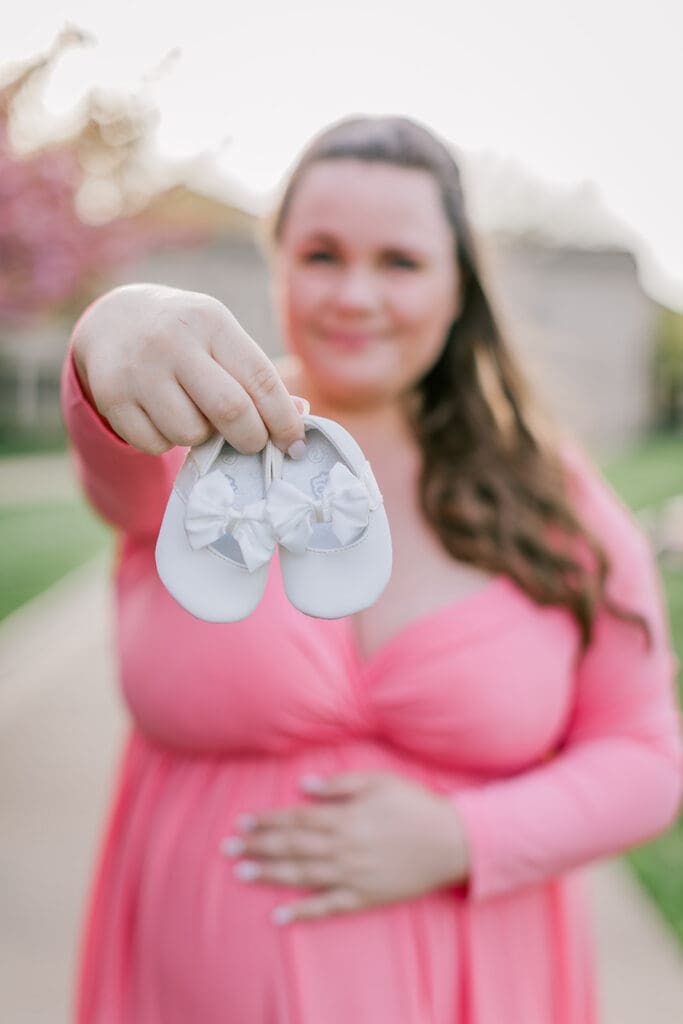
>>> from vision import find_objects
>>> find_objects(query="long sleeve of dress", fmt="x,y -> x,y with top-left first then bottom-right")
60,342 -> 186,537
451,445 -> 683,901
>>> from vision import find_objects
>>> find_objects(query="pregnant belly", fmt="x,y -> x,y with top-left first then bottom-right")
80,731 -> 463,1023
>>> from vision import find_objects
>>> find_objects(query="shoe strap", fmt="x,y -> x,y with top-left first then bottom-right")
264,439 -> 285,488
264,438 -> 382,510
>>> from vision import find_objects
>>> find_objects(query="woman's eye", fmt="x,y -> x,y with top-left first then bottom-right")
302,252 -> 418,269
387,255 -> 419,269
303,251 -> 334,262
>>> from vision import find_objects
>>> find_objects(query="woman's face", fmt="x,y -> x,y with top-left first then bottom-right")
272,159 -> 462,407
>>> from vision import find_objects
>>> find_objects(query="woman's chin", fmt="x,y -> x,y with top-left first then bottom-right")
308,363 -> 395,408
288,342 -> 405,409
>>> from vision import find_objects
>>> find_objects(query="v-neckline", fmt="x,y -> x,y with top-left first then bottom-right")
346,574 -> 512,675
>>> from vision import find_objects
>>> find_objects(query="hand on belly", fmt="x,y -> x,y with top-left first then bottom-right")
220,770 -> 470,926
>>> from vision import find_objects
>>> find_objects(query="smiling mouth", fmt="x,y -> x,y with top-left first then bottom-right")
323,331 -> 380,347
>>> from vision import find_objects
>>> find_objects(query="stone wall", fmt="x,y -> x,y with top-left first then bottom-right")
484,240 -> 658,456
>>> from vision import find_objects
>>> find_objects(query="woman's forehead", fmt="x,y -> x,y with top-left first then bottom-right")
282,160 -> 451,249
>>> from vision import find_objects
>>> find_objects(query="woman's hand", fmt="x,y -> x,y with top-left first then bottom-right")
220,771 -> 470,926
71,283 -> 306,457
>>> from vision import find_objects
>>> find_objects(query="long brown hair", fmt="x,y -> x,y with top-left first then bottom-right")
267,114 -> 649,651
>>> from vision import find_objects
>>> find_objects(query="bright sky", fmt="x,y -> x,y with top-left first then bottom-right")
3,0 -> 682,309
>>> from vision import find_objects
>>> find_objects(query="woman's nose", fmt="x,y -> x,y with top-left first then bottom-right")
333,267 -> 380,310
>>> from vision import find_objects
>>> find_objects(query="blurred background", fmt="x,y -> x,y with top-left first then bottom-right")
1,3 -> 682,1021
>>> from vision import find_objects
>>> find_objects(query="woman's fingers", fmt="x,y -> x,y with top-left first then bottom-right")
275,888 -> 361,924
104,401 -> 174,454
291,396 -> 310,416
139,379 -> 214,449
226,823 -> 337,860
72,284 -> 307,456
235,858 -> 340,889
203,308 -> 306,454
175,347 -> 271,454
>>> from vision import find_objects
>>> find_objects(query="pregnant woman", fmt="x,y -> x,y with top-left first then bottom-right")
62,114 -> 682,1022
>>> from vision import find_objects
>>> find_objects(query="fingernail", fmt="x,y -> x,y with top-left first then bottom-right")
292,396 -> 310,415
287,439 -> 307,460
235,861 -> 261,881
237,813 -> 257,832
272,905 -> 293,926
300,773 -> 325,792
221,836 -> 246,856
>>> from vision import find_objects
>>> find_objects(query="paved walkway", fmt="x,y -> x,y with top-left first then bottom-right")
0,451 -> 78,506
1,557 -> 682,1022
0,556 -> 127,1022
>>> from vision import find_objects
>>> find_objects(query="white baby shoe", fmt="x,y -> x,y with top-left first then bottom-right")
264,415 -> 393,618
155,433 -> 277,622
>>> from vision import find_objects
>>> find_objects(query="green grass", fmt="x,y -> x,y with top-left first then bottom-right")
0,426 -> 68,457
0,499 -> 112,621
624,565 -> 683,947
601,430 -> 683,510
600,433 -> 683,947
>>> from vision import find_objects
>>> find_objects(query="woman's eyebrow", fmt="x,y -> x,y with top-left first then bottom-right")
301,232 -> 428,257
301,232 -> 340,246
383,245 -> 428,258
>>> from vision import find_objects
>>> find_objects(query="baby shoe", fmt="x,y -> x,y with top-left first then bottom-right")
263,415 -> 392,618
155,433 -> 277,622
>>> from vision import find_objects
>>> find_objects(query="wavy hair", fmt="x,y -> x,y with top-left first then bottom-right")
266,114 -> 649,651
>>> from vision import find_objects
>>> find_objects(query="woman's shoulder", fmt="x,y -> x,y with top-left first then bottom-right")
555,436 -> 634,525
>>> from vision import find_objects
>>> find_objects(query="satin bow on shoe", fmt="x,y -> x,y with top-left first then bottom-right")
266,461 -> 383,555
184,460 -> 383,571
184,470 -> 277,572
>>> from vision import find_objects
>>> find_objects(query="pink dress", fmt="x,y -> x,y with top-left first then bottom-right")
61,347 -> 683,1023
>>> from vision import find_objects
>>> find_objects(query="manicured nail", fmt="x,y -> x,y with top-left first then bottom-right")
272,905 -> 293,926
235,861 -> 261,881
287,439 -> 307,460
300,773 -> 325,792
221,836 -> 245,856
237,813 -> 257,832
292,396 -> 310,415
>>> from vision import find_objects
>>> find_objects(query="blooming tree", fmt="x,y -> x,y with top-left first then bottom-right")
0,31 -> 197,326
